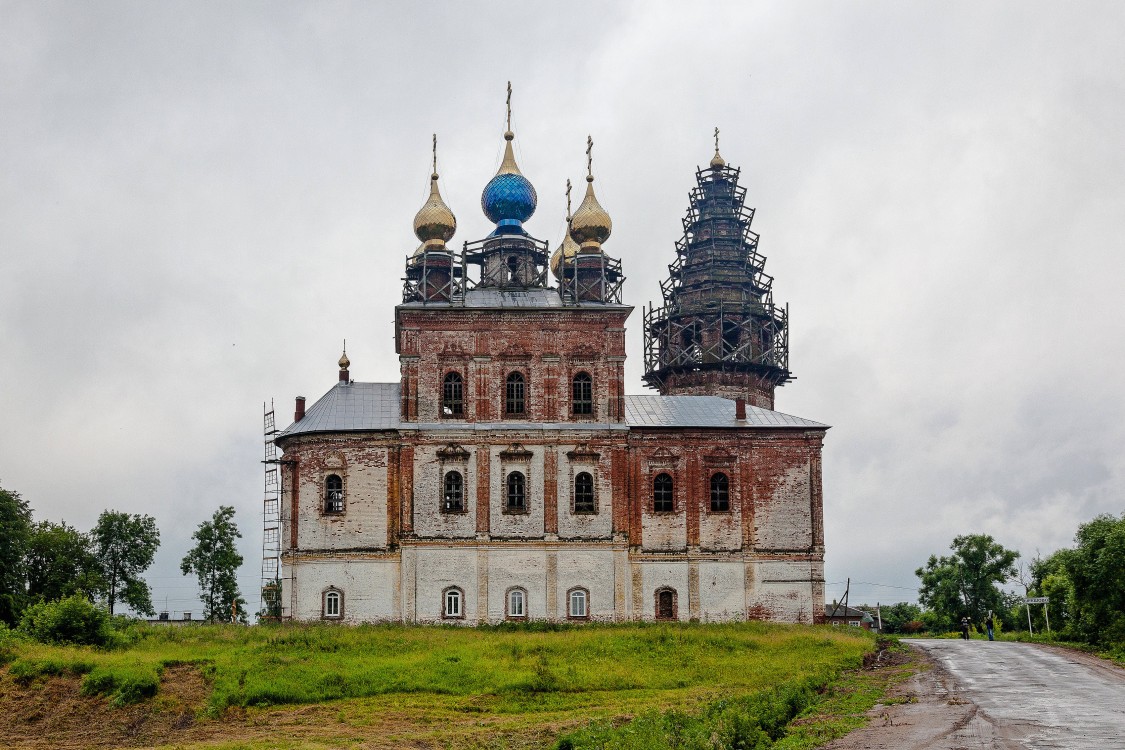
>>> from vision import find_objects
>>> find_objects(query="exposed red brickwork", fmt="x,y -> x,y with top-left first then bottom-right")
544,446 -> 558,534
659,370 -> 777,410
396,307 -> 630,424
475,446 -> 490,534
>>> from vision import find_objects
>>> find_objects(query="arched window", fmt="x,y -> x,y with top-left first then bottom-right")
655,588 -> 676,621
507,255 -> 519,283
722,320 -> 740,357
573,472 -> 595,513
572,372 -> 593,415
324,474 -> 344,513
443,587 -> 463,619
505,372 -> 525,416
567,587 -> 589,619
442,372 -> 464,416
443,471 -> 464,513
681,323 -> 700,362
507,588 -> 526,619
506,471 -> 526,512
323,589 -> 342,619
710,472 -> 730,512
652,473 -> 673,513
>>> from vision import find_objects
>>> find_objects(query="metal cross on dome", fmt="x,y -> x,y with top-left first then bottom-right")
505,81 -> 512,132
586,135 -> 593,177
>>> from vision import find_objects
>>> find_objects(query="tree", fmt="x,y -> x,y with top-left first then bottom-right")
181,506 -> 246,623
916,534 -> 1019,632
25,521 -> 102,604
0,484 -> 33,625
91,511 -> 160,616
1059,513 -> 1125,644
875,602 -> 924,634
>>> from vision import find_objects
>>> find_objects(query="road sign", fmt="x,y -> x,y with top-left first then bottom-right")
1024,596 -> 1049,604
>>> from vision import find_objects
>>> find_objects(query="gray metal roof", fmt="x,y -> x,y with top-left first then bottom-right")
277,382 -> 401,438
398,288 -> 631,310
277,383 -> 827,439
623,395 -> 827,429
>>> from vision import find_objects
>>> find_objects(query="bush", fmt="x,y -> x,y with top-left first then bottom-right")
19,594 -> 111,646
0,621 -> 25,665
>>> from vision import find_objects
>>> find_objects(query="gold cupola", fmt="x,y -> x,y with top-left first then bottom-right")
551,179 -> 580,278
710,126 -> 726,169
338,342 -> 351,383
412,134 -> 457,250
569,136 -> 612,253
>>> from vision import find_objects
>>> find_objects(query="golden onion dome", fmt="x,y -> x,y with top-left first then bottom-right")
550,227 -> 580,278
710,126 -> 726,168
569,174 -> 612,251
338,350 -> 350,370
413,172 -> 457,247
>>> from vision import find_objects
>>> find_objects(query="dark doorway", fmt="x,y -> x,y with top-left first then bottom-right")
656,589 -> 675,621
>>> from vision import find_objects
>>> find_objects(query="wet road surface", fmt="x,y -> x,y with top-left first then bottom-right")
823,639 -> 1125,749
914,639 -> 1125,748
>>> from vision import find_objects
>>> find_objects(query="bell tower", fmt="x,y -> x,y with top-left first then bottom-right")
643,133 -> 791,409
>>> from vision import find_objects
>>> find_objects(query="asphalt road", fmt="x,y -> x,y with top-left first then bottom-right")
914,639 -> 1125,749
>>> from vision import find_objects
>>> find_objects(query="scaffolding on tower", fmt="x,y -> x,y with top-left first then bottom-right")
259,400 -> 283,621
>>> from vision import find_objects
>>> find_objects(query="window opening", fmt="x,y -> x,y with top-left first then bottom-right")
506,471 -> 526,512
443,471 -> 464,512
722,320 -> 740,357
507,256 -> 519,283
508,589 -> 526,618
710,472 -> 730,512
505,372 -> 525,415
442,372 -> 464,416
652,473 -> 673,513
568,588 -> 588,619
657,589 -> 675,620
572,372 -> 593,415
573,472 -> 595,513
324,474 -> 344,513
444,588 -> 462,618
325,590 -> 341,618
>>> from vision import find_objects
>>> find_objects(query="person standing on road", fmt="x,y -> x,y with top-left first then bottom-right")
985,611 -> 995,641
960,615 -> 971,640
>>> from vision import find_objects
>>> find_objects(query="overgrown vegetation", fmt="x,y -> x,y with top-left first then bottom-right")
18,594 -> 112,647
551,636 -> 912,750
4,621 -> 874,739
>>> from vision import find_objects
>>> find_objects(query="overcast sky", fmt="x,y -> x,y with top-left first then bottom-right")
2,1 -> 1123,616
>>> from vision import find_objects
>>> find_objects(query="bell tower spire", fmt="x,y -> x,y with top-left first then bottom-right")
642,137 -> 791,409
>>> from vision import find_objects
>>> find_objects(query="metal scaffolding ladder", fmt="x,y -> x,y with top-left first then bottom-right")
260,400 -> 283,620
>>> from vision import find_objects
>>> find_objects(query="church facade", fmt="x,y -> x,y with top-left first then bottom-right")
274,122 -> 827,625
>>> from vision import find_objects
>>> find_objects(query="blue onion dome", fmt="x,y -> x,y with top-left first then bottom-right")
481,131 -> 537,234
569,174 -> 612,251
413,171 -> 457,249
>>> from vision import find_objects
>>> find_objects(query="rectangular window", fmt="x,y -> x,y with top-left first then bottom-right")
505,374 -> 525,415
572,374 -> 593,415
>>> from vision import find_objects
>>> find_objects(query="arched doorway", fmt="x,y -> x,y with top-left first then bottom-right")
656,588 -> 676,621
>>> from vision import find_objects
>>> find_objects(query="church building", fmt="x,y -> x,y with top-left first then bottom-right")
273,115 -> 827,625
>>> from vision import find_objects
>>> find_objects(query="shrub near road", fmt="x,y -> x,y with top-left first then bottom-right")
3,621 -> 875,749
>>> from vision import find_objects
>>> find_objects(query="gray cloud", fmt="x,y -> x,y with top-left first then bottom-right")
2,0 -> 1123,613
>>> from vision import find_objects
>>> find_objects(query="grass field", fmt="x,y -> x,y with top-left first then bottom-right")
2,621 -> 889,749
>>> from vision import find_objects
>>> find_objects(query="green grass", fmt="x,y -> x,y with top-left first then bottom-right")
6,621 -> 878,748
